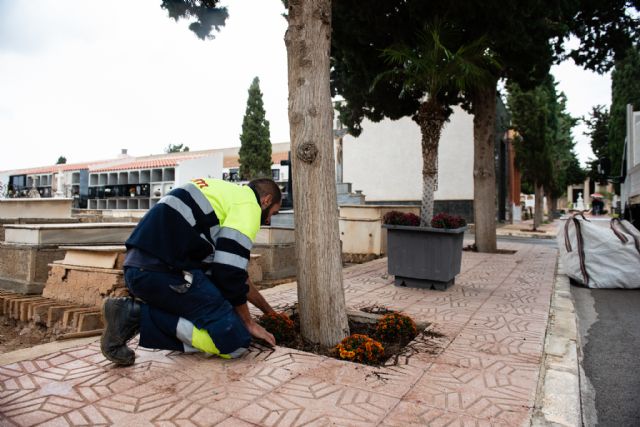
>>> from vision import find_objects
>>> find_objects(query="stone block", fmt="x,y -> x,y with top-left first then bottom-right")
19,297 -> 48,321
9,297 -> 37,319
77,311 -> 104,332
43,264 -> 125,307
0,243 -> 66,294
248,254 -> 263,283
62,308 -> 94,329
0,293 -> 20,315
252,243 -> 296,280
47,305 -> 78,328
30,301 -> 58,323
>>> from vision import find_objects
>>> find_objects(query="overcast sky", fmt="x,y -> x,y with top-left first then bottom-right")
0,0 -> 610,172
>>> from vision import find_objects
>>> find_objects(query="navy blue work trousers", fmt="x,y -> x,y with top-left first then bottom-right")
124,267 -> 250,354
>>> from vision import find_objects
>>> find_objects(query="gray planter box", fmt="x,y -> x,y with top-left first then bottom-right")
383,224 -> 466,290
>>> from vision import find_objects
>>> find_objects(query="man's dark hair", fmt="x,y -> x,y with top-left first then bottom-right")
248,178 -> 282,203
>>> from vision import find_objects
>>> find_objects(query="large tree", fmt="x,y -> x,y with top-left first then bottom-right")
331,1 -> 565,252
507,79 -> 554,230
609,46 -> 640,177
546,89 -> 583,218
163,0 -> 349,347
332,0 -> 638,252
564,0 -> 639,73
284,0 -> 349,346
509,76 -> 584,223
584,105 -> 611,182
239,77 -> 272,180
447,1 -> 571,251
338,20 -> 497,226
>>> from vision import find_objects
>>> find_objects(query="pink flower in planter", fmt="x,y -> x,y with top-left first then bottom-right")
383,211 -> 420,226
430,212 -> 467,229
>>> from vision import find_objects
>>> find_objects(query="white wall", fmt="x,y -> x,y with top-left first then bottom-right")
342,106 -> 474,202
175,153 -> 224,186
634,112 -> 640,167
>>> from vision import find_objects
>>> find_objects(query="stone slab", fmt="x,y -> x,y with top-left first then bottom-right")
255,227 -> 295,245
0,198 -> 73,219
60,249 -> 119,269
4,222 -> 136,245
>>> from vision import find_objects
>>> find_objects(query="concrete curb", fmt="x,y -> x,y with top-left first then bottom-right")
495,230 -> 557,240
531,259 -> 581,426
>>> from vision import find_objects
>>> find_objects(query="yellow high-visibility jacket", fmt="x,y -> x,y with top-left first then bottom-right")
126,179 -> 261,305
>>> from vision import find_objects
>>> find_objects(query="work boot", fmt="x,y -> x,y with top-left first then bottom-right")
101,297 -> 140,366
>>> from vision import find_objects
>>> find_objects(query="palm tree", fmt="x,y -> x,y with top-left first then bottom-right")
378,23 -> 499,226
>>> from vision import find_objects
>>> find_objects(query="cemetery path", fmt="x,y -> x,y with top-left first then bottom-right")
0,240 -> 558,426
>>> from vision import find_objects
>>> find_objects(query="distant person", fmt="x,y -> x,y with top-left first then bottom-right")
592,198 -> 604,216
100,178 -> 281,365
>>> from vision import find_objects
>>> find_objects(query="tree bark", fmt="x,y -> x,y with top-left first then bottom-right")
548,195 -> 557,222
414,100 -> 447,227
472,83 -> 498,253
534,182 -> 544,230
284,0 -> 349,347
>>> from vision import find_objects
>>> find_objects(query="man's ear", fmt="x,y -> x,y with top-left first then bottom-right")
261,194 -> 273,208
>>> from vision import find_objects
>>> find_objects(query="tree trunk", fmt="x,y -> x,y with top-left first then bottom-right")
534,183 -> 544,230
472,83 -> 498,253
284,0 -> 349,347
548,195 -> 557,222
414,100 -> 447,227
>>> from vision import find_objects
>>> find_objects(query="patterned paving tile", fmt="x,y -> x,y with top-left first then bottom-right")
235,375 -> 399,426
465,312 -> 548,338
304,357 -> 424,398
447,331 -> 544,365
381,401 -> 511,427
404,360 -> 536,425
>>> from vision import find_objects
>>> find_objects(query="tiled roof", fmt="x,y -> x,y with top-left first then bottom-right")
90,151 -> 217,172
92,158 -> 182,172
2,145 -> 291,175
2,160 -> 115,176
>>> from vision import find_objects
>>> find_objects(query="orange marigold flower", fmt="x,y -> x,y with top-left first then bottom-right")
335,334 -> 384,364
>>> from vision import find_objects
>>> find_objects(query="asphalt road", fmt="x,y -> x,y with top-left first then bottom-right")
467,233 -> 558,246
571,284 -> 640,427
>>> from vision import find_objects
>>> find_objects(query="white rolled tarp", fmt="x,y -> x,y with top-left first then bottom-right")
558,215 -> 640,289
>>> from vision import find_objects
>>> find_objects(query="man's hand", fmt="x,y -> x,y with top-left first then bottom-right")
234,302 -> 276,347
246,321 -> 276,347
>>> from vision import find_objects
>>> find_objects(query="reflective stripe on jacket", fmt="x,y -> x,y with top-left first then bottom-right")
125,178 -> 261,305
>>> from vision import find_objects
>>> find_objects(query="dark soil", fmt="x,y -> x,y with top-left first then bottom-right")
0,317 -> 57,354
259,308 -> 445,366
359,305 -> 395,315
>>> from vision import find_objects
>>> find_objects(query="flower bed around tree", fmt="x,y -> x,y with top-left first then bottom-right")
257,307 -> 441,366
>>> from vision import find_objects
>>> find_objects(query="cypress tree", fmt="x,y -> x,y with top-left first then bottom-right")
239,77 -> 272,180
